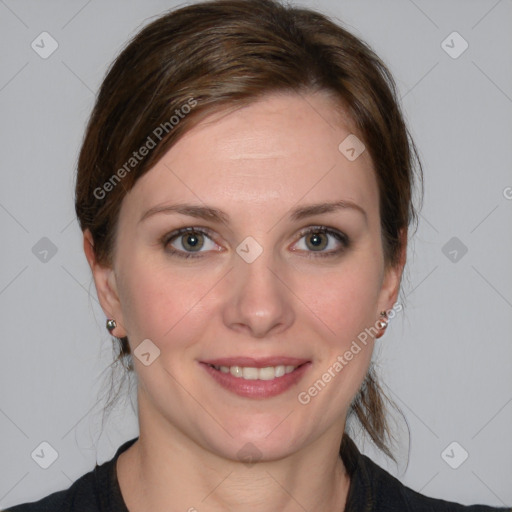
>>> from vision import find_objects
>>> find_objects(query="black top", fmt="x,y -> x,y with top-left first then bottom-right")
5,434 -> 511,511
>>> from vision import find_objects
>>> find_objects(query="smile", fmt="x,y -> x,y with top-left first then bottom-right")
208,364 -> 299,380
200,360 -> 311,399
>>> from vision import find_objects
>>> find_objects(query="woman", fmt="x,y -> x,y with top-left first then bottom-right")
6,0 -> 510,510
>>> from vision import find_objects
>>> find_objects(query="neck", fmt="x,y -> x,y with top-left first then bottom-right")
117,396 -> 351,512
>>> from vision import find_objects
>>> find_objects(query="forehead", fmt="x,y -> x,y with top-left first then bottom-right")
122,92 -> 379,224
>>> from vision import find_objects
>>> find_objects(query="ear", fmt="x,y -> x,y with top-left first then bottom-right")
377,228 -> 407,314
83,229 -> 127,338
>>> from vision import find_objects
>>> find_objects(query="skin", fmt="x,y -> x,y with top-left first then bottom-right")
84,91 -> 405,512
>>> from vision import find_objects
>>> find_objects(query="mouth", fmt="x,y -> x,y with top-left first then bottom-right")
199,358 -> 311,399
206,363 -> 303,380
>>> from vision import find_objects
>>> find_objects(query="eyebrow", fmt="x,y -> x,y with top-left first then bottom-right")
139,200 -> 367,225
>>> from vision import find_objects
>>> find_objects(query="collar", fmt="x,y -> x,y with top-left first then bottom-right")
340,433 -> 375,511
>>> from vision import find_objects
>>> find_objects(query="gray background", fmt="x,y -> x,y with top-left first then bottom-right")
1,0 -> 511,508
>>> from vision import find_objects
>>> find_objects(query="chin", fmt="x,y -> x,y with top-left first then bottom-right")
200,415 -> 310,464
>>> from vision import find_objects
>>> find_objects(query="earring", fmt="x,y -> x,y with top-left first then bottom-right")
106,318 -> 117,333
376,311 -> 388,339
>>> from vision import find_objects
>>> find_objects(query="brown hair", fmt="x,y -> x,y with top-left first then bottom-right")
76,0 -> 422,461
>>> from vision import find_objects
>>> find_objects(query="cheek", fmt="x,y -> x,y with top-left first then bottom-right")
116,255 -> 219,348
293,260 -> 382,338
291,267 -> 378,422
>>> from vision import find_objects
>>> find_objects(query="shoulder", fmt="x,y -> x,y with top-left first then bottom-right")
2,469 -> 97,512
360,450 -> 510,511
341,434 -> 510,512
3,437 -> 138,512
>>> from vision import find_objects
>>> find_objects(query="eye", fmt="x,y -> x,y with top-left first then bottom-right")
162,225 -> 349,260
162,227 -> 219,259
292,226 -> 349,258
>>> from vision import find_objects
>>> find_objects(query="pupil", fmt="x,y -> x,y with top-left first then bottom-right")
308,233 -> 326,250
185,233 -> 201,250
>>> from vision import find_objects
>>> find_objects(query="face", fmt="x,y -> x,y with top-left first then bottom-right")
86,92 -> 403,462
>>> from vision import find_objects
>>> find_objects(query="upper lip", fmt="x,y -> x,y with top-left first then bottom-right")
201,357 -> 310,368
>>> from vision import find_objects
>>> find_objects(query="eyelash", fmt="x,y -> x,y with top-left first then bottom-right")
161,226 -> 349,260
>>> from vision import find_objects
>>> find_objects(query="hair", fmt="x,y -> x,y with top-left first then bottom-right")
75,0 -> 422,462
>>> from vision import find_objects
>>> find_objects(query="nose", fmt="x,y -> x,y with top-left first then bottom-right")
222,245 -> 295,339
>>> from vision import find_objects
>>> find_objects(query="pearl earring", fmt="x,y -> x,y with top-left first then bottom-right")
376,311 -> 388,339
106,318 -> 117,333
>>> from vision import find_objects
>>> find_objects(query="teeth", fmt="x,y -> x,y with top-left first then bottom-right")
260,366 -> 278,380
214,364 -> 299,380
242,367 -> 259,380
230,366 -> 243,378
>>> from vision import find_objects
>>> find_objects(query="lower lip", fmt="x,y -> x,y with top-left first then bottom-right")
200,362 -> 311,399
